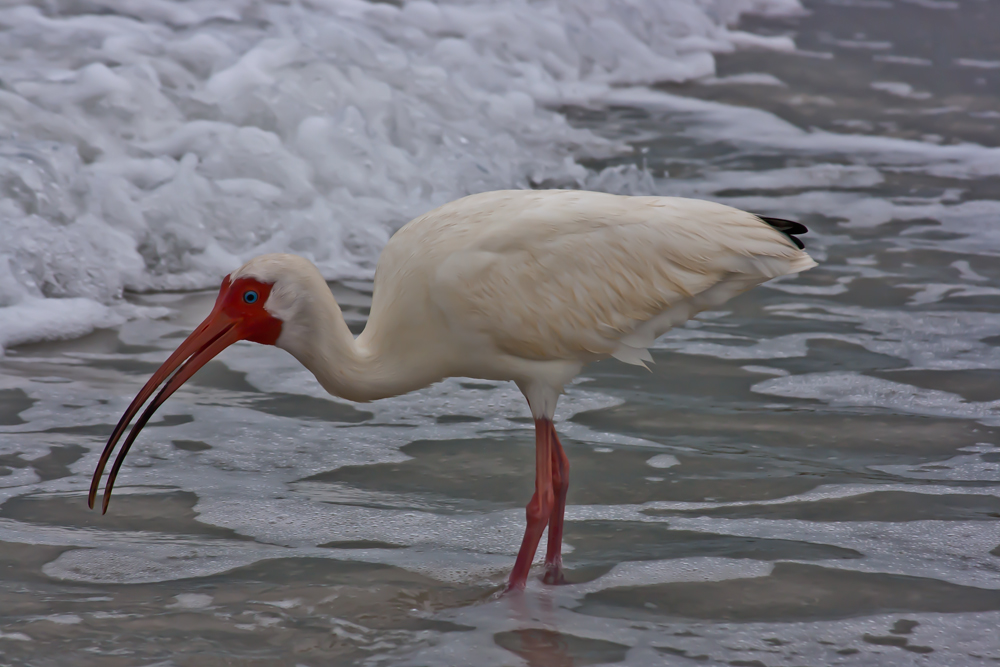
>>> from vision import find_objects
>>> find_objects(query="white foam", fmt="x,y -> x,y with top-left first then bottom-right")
663,515 -> 1000,590
871,81 -> 932,99
169,594 -> 214,609
646,454 -> 680,469
578,557 -> 773,593
741,365 -> 790,376
44,542 -> 286,584
664,301 -> 1000,371
0,0 -> 803,350
702,72 -> 786,86
0,298 -> 168,355
658,330 -> 818,359
671,164 -> 884,196
752,371 -> 1000,425
37,614 -> 82,625
6,0 -> 1000,354
871,444 -> 1000,482
955,58 -> 1000,68
874,54 -> 933,66
596,87 -> 1000,180
642,482 -> 1000,513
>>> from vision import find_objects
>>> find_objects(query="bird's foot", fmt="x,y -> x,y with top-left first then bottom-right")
500,580 -> 526,596
542,564 -> 568,585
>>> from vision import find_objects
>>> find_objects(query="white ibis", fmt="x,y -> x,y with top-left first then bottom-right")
89,189 -> 816,590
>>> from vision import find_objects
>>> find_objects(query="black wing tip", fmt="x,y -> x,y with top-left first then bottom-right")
758,216 -> 807,250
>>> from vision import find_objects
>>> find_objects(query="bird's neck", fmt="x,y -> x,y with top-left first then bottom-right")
276,288 -> 434,403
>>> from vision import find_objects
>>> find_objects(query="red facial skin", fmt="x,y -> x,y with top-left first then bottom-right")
223,276 -> 283,345
88,276 -> 282,513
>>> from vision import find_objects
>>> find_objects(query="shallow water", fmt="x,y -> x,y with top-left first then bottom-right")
3,0 -> 1000,665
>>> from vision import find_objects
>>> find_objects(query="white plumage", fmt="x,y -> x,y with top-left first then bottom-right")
252,190 -> 813,414
91,188 -> 816,591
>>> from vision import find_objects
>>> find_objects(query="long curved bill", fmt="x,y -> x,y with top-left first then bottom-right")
89,283 -> 244,514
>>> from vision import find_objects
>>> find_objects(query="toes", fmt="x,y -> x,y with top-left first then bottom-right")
542,568 -> 568,585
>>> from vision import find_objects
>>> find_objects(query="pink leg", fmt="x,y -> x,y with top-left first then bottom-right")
543,424 -> 570,585
506,418 -> 556,591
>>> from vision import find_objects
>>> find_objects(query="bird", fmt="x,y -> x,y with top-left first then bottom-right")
89,189 -> 816,591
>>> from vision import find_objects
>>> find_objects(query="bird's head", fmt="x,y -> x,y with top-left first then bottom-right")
88,253 -> 325,513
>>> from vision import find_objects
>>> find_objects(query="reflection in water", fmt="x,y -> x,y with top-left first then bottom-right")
494,628 -> 629,667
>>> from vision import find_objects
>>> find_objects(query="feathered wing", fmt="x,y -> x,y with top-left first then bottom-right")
408,190 -> 816,367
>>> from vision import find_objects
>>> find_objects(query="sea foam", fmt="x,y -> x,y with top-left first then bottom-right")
0,0 -> 802,352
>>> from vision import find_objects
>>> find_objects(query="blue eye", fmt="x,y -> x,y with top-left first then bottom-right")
243,290 -> 259,304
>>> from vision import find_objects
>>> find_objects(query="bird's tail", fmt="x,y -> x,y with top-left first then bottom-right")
758,216 -> 809,250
